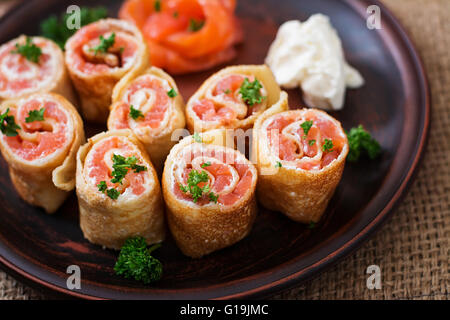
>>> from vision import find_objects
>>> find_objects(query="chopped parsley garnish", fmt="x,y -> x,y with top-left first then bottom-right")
129,105 -> 144,120
154,0 -> 161,12
91,33 -> 115,55
322,139 -> 334,152
167,88 -> 177,98
346,125 -> 381,162
10,37 -> 42,63
308,221 -> 316,229
97,181 -> 107,192
201,161 -> 211,168
106,188 -> 120,200
300,120 -> 313,137
193,132 -> 202,143
97,181 -> 120,200
25,108 -> 45,123
114,237 -> 162,284
308,140 -> 316,146
0,108 -> 21,137
179,169 -> 217,203
275,161 -> 282,168
40,6 -> 107,50
239,78 -> 265,106
111,154 -> 147,185
98,155 -> 147,199
224,89 -> 231,94
188,18 -> 205,32
208,192 -> 218,203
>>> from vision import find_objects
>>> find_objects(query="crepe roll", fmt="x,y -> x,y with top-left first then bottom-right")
253,108 -> 348,223
0,93 -> 84,213
65,19 -> 149,123
108,67 -> 185,173
76,130 -> 164,249
185,65 -> 284,132
162,130 -> 258,258
0,35 -> 76,104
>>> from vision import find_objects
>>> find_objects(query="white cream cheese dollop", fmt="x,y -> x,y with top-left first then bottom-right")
265,14 -> 364,110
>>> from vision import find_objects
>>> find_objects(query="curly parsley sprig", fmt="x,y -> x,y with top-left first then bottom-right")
179,169 -> 218,203
300,120 -> 313,137
167,88 -> 177,98
346,125 -> 381,162
90,33 -> 116,55
0,108 -> 21,137
239,78 -> 265,106
188,18 -> 205,32
25,108 -> 45,123
11,37 -> 42,63
97,154 -> 147,199
97,181 -> 120,200
322,139 -> 334,152
40,6 -> 107,50
129,105 -> 144,120
111,154 -> 147,185
154,0 -> 161,12
114,237 -> 162,284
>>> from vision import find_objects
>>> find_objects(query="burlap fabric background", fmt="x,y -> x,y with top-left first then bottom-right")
0,0 -> 448,300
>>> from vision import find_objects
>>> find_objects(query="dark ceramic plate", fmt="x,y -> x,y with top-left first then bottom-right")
0,0 -> 429,299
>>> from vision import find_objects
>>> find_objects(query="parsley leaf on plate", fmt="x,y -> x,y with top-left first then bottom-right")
346,125 -> 381,162
114,237 -> 162,284
40,7 -> 107,50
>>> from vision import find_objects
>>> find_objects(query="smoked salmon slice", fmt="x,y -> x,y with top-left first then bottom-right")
108,66 -> 185,172
253,108 -> 349,223
162,129 -> 258,258
76,129 -> 165,249
119,0 -> 242,74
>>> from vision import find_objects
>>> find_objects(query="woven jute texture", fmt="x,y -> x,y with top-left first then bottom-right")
0,0 -> 448,300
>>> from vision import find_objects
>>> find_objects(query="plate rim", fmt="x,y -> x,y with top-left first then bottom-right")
0,0 -> 431,300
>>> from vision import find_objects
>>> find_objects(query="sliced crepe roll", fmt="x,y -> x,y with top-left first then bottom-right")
0,93 -> 84,213
185,65 -> 283,132
0,35 -> 76,104
65,19 -> 149,123
162,130 -> 258,258
76,130 -> 164,249
108,67 -> 185,173
253,108 -> 349,223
